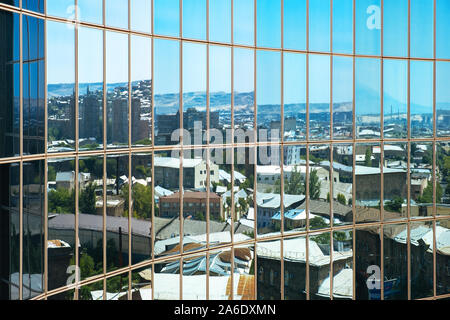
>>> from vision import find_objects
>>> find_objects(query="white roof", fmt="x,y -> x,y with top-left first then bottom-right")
154,157 -> 203,169
219,170 -> 247,183
316,268 -> 353,299
154,186 -> 174,197
355,166 -> 405,176
256,192 -> 305,209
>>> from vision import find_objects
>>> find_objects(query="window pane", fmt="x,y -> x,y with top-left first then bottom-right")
46,0 -> 74,18
410,141 -> 433,218
332,144 -> 353,226
234,0 -> 254,46
154,0 -> 180,37
106,31 -> 129,148
283,236 -> 307,300
355,0 -> 380,55
106,0 -> 128,29
411,0 -> 433,58
283,0 -> 306,50
436,0 -> 450,59
309,54 -> 330,141
257,0 -> 281,48
183,0 -> 206,40
23,0 -> 44,13
131,35 -> 152,147
79,27 -> 103,151
256,240 -> 281,299
234,48 -> 254,136
154,39 -> 180,146
131,0 -> 152,33
411,61 -> 433,139
437,142 -> 450,216
436,219 -> 450,295
47,21 -> 75,153
309,0 -> 330,52
437,61 -> 450,137
333,0 -> 353,54
333,56 -> 353,140
410,221 -> 433,299
383,0 -> 407,57
209,0 -> 231,43
78,0 -> 103,25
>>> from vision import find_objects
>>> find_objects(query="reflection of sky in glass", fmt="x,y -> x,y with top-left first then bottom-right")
183,0 -> 206,40
78,27 -> 102,90
234,48 -> 254,94
333,56 -> 353,103
333,0 -> 353,54
131,36 -> 151,82
106,0 -> 128,29
46,0 -> 73,18
283,52 -> 306,104
355,0 -> 380,55
411,60 -> 432,114
356,58 -> 380,115
234,0 -> 254,45
47,21 -> 74,84
309,54 -> 330,104
411,0 -> 433,58
78,0 -> 103,24
154,39 -> 179,95
154,0 -> 179,37
283,0 -> 306,50
183,43 -> 206,94
210,46 -> 230,93
106,31 -> 128,85
209,0 -> 231,43
309,0 -> 330,52
384,59 -> 407,111
384,0 -> 407,57
257,0 -> 281,48
437,0 -> 450,59
437,62 -> 450,108
257,51 -> 280,105
131,0 -> 151,33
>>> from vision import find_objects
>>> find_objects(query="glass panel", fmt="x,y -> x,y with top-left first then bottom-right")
256,145 -> 282,236
0,0 -> 19,7
233,48 -> 254,138
182,253 -> 207,299
78,0 -> 103,25
256,239 -> 281,299
284,52 -> 306,142
355,143 -> 381,223
47,158 -> 76,292
309,0 -> 330,52
411,0 -> 433,59
256,0 -> 281,48
0,162 -> 20,300
46,0 -> 74,18
437,61 -> 450,137
355,226 -> 381,300
154,39 -> 180,146
106,0 -> 128,29
0,11 -> 19,158
105,154 -> 129,273
208,250 -> 232,299
154,0 -> 180,37
383,59 -> 407,139
209,45 -> 231,143
256,50 -> 281,143
183,0 -> 206,40
78,27 -> 103,151
411,60 -> 433,139
436,219 -> 450,295
78,156 -> 104,280
234,0 -> 254,46
22,161 -> 45,300
79,279 -> 103,300
309,54 -> 330,141
331,144 -> 353,226
131,266 -> 152,300
410,142 -> 433,218
22,0 -> 44,13
130,153 -> 152,264
355,0 -> 381,55
153,150 -> 181,258
106,31 -> 129,148
333,0 -> 353,54
410,221 -> 433,299
131,35 -> 152,147
383,143 -> 408,221
383,223 -> 408,300
333,56 -> 353,140
309,232 -> 331,300
355,58 -> 380,139
209,0 -> 231,43
332,229 -> 353,300
231,244 -> 255,300
182,42 -> 206,146
131,0 -> 152,33
283,236 -> 307,300
283,0 -> 306,51
153,259 -> 180,300
106,272 -> 129,300
436,0 -> 450,59
47,21 -> 75,153
383,0 -> 407,57
437,142 -> 450,215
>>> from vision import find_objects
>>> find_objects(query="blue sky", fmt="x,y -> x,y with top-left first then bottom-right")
46,0 -> 449,109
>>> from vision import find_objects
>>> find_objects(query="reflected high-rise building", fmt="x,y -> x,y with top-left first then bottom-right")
80,86 -> 102,143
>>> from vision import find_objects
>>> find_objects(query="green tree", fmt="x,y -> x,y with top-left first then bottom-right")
307,169 -> 322,200
384,196 -> 404,213
337,193 -> 347,205
48,188 -> 75,214
364,147 -> 373,167
417,183 -> 443,204
79,182 -> 97,214
123,183 -> 152,219
310,216 -> 328,229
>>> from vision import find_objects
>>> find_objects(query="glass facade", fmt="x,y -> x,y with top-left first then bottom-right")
0,0 -> 448,301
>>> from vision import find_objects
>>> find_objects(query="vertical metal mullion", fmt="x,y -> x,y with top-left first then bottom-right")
432,0 -> 437,299
18,9 -> 23,301
150,0 -> 155,302
127,0 -> 132,300
407,0 -> 411,301
305,0 -> 310,301
179,0 -> 183,301
380,0 -> 385,301
351,0 -> 356,301
252,0 -> 258,301
279,0 -> 285,301
43,0 -> 49,298
102,0 -> 107,301
329,0 -> 334,301
205,0 -> 210,300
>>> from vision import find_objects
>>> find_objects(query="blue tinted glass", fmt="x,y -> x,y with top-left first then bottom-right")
23,0 -> 44,13
383,0 -> 407,57
209,0 -> 231,43
106,0 -> 128,29
257,0 -> 281,48
183,0 -> 206,40
234,0 -> 254,45
78,0 -> 103,24
46,0 -> 74,18
411,0 -> 433,58
355,0 -> 380,55
284,0 -> 306,50
437,0 -> 450,59
410,60 -> 433,138
131,0 -> 152,33
333,0 -> 353,53
437,62 -> 450,137
154,0 -> 180,37
309,0 -> 330,52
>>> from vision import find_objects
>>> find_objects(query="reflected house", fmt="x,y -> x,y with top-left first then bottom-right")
256,192 -> 305,229
55,171 -> 90,191
95,197 -> 125,217
256,238 -> 353,300
158,191 -> 223,221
